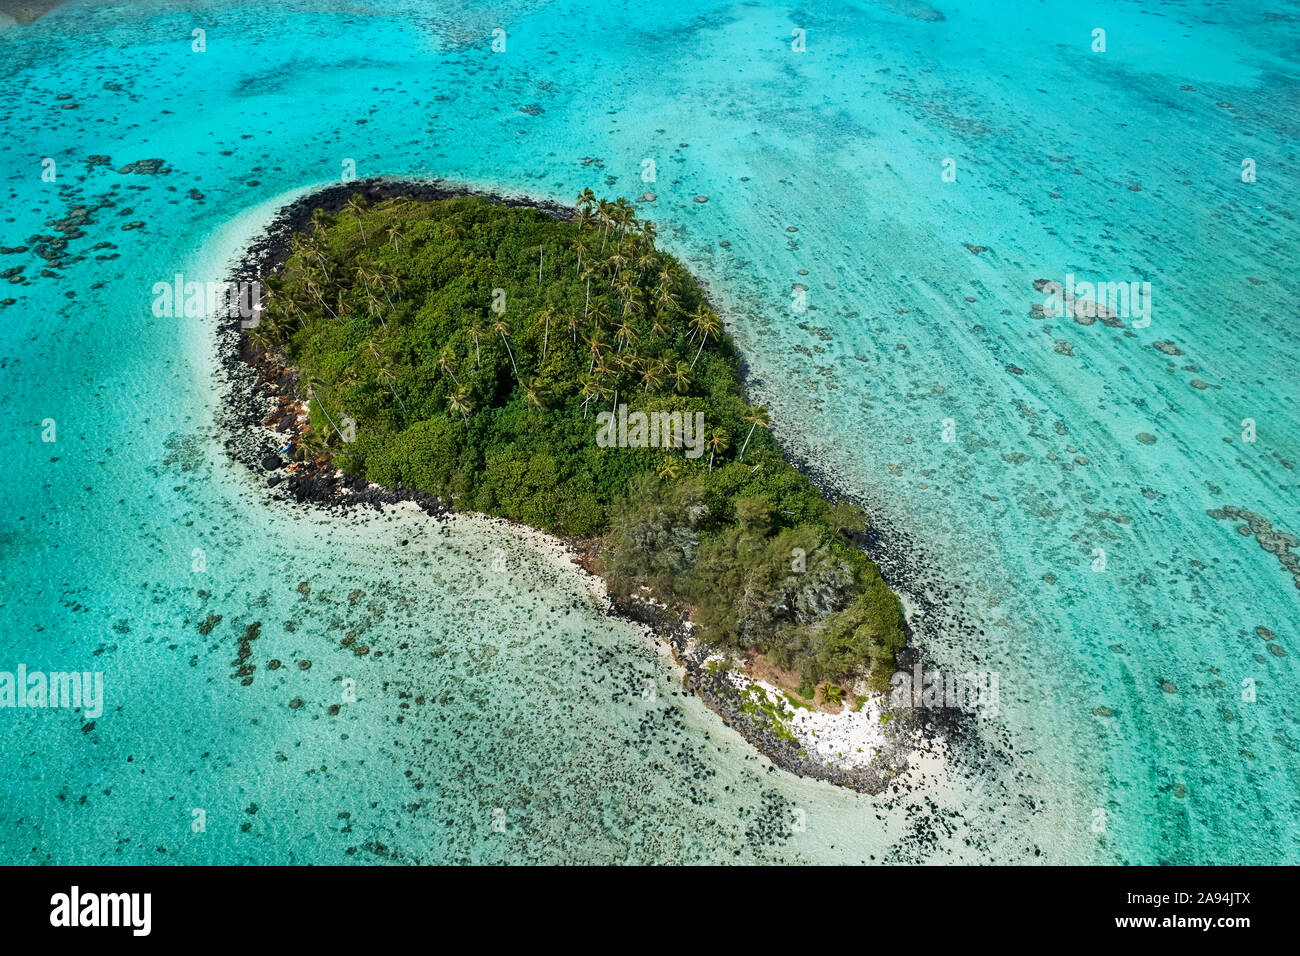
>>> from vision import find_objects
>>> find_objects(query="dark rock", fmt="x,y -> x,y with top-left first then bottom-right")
117,158 -> 170,175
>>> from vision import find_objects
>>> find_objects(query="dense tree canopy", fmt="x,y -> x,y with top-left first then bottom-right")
251,193 -> 905,688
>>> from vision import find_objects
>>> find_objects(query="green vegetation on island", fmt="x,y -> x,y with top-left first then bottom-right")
249,192 -> 906,690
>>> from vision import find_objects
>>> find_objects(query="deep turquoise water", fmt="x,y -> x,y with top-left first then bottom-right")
1,0 -> 1296,864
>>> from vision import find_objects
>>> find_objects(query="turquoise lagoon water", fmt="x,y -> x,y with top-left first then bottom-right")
0,0 -> 1296,863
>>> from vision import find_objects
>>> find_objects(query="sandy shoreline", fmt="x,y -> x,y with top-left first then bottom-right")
212,176 -> 961,795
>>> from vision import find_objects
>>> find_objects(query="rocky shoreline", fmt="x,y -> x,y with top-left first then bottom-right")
607,590 -> 945,793
216,176 -> 950,795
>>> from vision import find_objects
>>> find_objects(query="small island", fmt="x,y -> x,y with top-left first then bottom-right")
235,185 -> 911,787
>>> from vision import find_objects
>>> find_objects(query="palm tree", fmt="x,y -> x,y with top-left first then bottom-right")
690,308 -> 722,369
377,367 -> 409,416
595,356 -> 620,413
686,305 -> 710,341
648,311 -> 669,340
448,387 -> 472,429
246,323 -> 272,353
635,248 -> 657,282
613,276 -> 633,301
614,320 -> 637,352
306,377 -> 345,442
672,361 -> 692,394
738,405 -> 771,462
615,350 -> 639,376
585,331 -> 607,373
588,301 -> 608,333
303,276 -> 337,320
608,249 -> 629,280
366,291 -> 384,329
368,343 -> 409,417
575,187 -> 595,214
706,428 -> 729,472
469,324 -> 484,367
574,238 -> 588,278
248,284 -> 274,332
621,294 -> 644,321
566,312 -> 581,346
285,296 -> 308,329
580,375 -> 610,419
354,266 -> 374,298
438,348 -> 460,385
655,286 -> 679,316
345,197 -> 368,247
641,360 -> 664,393
612,198 -> 634,235
538,308 -> 554,364
494,320 -> 518,377
657,456 -> 681,481
298,426 -> 327,457
288,234 -> 310,269
522,378 -> 545,411
385,225 -> 403,253
296,231 -> 332,279
378,272 -> 399,310
268,306 -> 299,341
596,199 -> 614,250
